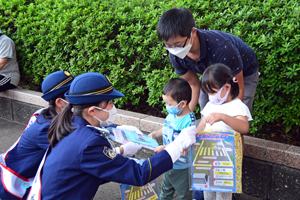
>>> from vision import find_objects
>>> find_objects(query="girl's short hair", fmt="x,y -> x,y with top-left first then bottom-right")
162,78 -> 192,104
200,63 -> 239,99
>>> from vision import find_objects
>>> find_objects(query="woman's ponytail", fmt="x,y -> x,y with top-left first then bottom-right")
48,104 -> 76,147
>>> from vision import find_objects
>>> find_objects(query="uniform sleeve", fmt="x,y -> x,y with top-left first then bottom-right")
169,53 -> 189,76
37,124 -> 51,150
0,38 -> 14,59
80,144 -> 173,186
214,40 -> 243,76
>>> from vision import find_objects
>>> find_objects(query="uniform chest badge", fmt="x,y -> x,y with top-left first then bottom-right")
103,146 -> 117,159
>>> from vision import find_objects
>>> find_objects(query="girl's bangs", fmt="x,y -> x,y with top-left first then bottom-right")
201,74 -> 219,94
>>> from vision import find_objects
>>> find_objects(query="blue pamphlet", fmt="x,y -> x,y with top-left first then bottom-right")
108,128 -> 159,150
123,130 -> 159,150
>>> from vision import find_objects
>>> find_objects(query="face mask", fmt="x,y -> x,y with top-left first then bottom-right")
92,104 -> 117,127
164,32 -> 194,59
166,101 -> 182,115
208,85 -> 230,105
60,98 -> 68,104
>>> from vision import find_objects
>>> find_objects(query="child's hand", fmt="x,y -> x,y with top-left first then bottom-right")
181,147 -> 190,156
205,113 -> 223,125
154,145 -> 165,154
148,132 -> 156,139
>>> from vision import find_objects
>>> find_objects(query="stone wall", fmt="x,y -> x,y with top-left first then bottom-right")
1,88 -> 300,200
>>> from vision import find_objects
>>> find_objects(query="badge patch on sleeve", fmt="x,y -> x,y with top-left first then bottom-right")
103,146 -> 117,159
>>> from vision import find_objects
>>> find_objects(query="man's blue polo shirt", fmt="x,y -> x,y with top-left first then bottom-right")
169,29 -> 258,77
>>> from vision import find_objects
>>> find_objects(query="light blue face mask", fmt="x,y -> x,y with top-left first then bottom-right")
166,101 -> 183,115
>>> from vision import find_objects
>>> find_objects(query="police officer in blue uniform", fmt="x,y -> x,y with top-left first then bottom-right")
0,71 -> 74,200
32,72 -> 197,200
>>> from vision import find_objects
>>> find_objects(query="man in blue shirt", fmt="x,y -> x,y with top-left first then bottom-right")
157,8 -> 259,120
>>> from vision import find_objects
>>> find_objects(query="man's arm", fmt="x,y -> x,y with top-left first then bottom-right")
234,71 -> 244,101
214,40 -> 245,100
181,70 -> 200,111
0,58 -> 7,70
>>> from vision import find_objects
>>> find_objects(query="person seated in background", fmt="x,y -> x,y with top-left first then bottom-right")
0,28 -> 20,92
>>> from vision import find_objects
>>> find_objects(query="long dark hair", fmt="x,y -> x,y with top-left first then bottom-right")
200,63 -> 239,99
48,101 -> 110,147
37,93 -> 66,123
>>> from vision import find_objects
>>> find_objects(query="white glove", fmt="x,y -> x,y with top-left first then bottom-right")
116,125 -> 143,135
113,147 -> 121,154
165,126 -> 197,163
121,142 -> 142,156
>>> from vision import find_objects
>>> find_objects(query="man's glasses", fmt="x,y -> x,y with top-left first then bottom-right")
164,37 -> 189,48
181,37 -> 188,48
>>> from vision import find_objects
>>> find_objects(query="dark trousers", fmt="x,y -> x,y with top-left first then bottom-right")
0,74 -> 16,92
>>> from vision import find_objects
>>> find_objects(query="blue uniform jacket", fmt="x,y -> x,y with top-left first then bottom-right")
0,114 -> 50,200
41,116 -> 173,200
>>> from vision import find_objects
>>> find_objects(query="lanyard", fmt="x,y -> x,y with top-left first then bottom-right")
26,148 -> 49,200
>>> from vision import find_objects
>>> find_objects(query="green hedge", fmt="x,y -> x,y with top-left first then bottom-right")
1,0 -> 299,133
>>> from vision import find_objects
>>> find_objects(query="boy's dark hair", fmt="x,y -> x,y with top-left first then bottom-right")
162,78 -> 192,105
157,8 -> 195,41
200,63 -> 239,99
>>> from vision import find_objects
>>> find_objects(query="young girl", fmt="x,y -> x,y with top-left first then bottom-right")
0,71 -> 73,200
27,72 -> 197,200
196,63 -> 252,200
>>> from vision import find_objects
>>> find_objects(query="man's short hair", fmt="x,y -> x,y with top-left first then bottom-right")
162,78 -> 192,105
157,8 -> 195,41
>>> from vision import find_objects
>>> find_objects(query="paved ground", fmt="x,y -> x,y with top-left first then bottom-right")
0,118 -> 260,200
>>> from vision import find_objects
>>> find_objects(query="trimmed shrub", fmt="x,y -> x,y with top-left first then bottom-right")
0,0 -> 299,133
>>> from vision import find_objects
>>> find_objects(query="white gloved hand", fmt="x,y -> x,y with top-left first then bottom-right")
113,147 -> 121,154
165,126 -> 197,163
174,126 -> 197,151
121,142 -> 142,156
116,125 -> 143,135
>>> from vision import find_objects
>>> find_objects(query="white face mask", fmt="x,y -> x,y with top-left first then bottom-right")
91,105 -> 117,127
164,31 -> 194,59
208,85 -> 230,105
